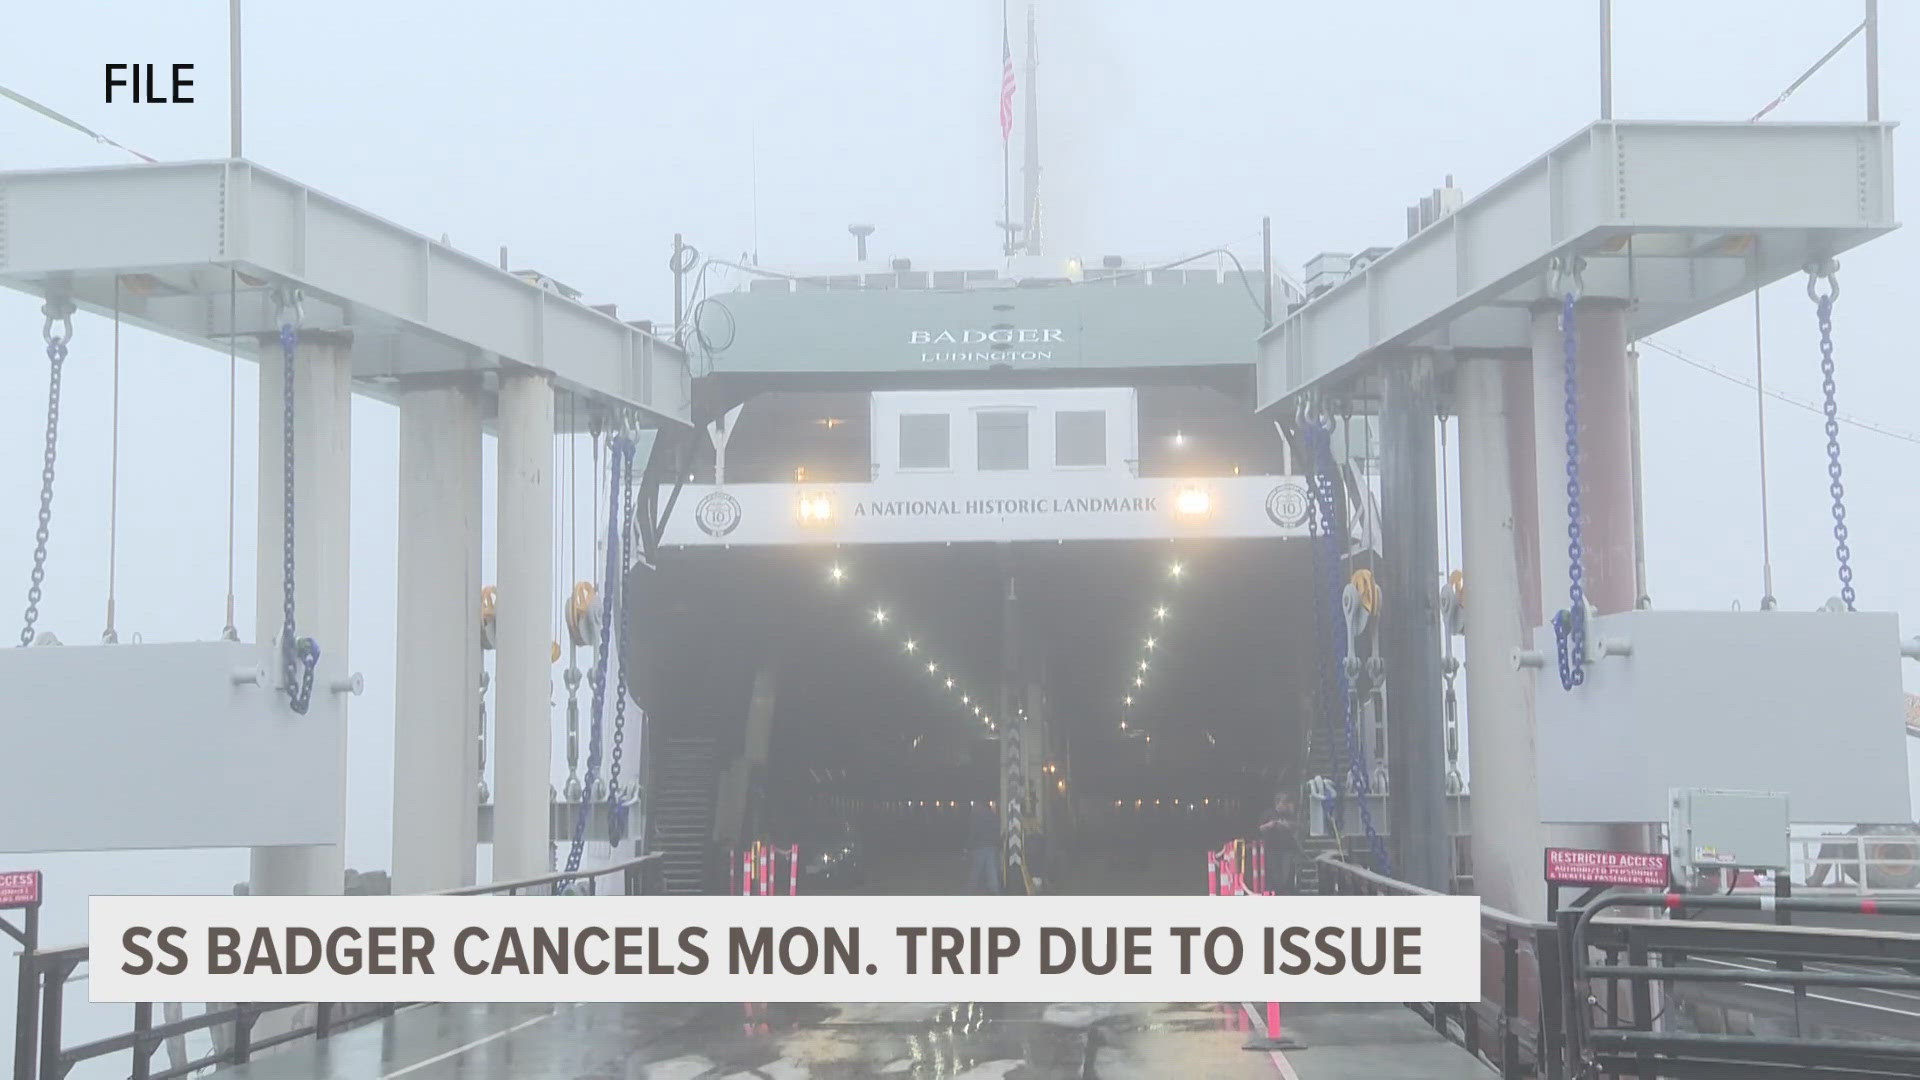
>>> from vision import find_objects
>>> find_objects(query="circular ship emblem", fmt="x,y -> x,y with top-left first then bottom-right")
694,491 -> 743,538
1264,481 -> 1310,529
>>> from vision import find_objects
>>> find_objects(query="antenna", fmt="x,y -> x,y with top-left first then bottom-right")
750,126 -> 760,265
1021,1 -> 1042,257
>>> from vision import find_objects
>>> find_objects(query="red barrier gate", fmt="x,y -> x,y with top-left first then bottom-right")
1205,837 -> 1299,1053
731,840 -> 800,896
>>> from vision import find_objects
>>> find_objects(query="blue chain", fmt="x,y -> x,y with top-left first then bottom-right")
278,312 -> 320,714
1307,419 -> 1389,874
1304,422 -> 1344,835
1551,290 -> 1587,690
565,435 -> 634,876
607,441 -> 636,845
1809,268 -> 1855,610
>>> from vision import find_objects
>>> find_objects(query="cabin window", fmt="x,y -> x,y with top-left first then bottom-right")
898,413 -> 950,469
1055,410 -> 1107,467
976,411 -> 1030,470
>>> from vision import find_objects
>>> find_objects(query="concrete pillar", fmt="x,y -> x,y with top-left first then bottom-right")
1380,355 -> 1450,892
1529,300 -> 1638,619
390,380 -> 483,893
1458,357 -> 1552,916
250,334 -> 352,897
1455,300 -> 1643,918
492,371 -> 555,882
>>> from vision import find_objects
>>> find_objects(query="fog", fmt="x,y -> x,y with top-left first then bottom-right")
1,0 -> 1915,980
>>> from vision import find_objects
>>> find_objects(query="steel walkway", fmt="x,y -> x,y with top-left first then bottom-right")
201,999 -> 1491,1079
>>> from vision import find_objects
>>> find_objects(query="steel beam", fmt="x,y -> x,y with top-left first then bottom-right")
1258,121 -> 1897,411
0,161 -> 692,429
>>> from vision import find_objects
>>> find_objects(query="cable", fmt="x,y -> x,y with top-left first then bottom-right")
224,269 -> 238,639
104,279 -> 121,643
1752,289 -> 1776,609
1640,337 -> 1919,447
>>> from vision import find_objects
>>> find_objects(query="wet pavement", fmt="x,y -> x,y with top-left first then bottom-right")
210,1000 -> 1301,1078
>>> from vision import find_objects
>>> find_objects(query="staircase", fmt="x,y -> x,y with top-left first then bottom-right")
648,736 -> 719,894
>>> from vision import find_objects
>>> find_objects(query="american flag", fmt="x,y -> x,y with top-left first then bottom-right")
999,23 -> 1016,142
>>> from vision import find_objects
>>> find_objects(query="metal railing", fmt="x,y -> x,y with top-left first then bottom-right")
1320,852 -> 1920,1079
13,854 -> 663,1080
1791,829 -> 1920,893
1316,853 -> 1564,1079
1566,892 -> 1920,1079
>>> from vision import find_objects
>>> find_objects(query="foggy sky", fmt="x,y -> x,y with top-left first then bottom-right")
2,1 -> 1916,931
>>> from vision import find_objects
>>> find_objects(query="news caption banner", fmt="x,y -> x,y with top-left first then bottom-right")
94,895 -> 1479,1004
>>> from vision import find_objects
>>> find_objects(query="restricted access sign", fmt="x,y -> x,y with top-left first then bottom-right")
0,869 -> 41,908
1544,848 -> 1668,889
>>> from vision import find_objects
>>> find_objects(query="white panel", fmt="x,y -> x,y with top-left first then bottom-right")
0,165 -> 225,273
661,473 -> 1311,547
1533,610 -> 1911,824
0,641 -> 346,852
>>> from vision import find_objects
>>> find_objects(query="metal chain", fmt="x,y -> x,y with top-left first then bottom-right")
565,434 -> 632,876
19,299 -> 74,646
1308,418 -> 1389,874
1808,263 -> 1855,610
607,434 -> 636,843
277,294 -> 320,714
1304,420 -> 1343,834
1552,276 -> 1588,691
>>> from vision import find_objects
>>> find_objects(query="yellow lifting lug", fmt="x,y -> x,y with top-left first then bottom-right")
479,585 -> 497,650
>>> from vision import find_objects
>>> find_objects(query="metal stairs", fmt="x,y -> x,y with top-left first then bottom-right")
648,736 -> 719,894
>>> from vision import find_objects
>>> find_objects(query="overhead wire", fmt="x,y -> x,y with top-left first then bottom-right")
1751,288 -> 1776,609
1639,337 -> 1919,447
104,277 -> 121,643
224,269 -> 238,639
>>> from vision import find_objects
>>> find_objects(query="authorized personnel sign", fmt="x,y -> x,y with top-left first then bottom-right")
92,894 -> 1479,1004
0,869 -> 40,908
1544,848 -> 1670,888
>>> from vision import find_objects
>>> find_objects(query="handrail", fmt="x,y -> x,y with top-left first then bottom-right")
439,852 -> 663,896
13,853 -> 667,1080
1315,853 -> 1563,1080
1564,888 -> 1920,1077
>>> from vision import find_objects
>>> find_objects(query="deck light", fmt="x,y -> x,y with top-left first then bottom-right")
1174,487 -> 1211,518
797,492 -> 835,525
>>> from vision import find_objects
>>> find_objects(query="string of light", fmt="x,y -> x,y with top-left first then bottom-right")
822,556 -> 996,738
1117,551 -> 1188,745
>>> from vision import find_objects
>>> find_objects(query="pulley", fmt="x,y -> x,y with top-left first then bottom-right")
1349,568 -> 1380,616
566,580 -> 603,649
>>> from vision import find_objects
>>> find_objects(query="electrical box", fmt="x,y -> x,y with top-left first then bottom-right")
1669,789 -> 1790,885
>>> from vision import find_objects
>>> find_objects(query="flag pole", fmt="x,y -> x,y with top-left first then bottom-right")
1001,0 -> 1013,256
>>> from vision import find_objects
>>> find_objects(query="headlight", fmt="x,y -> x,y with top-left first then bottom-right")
796,492 -> 835,525
1174,487 -> 1212,518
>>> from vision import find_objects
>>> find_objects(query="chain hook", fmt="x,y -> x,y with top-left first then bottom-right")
1550,255 -> 1587,301
40,296 -> 75,345
1805,258 -> 1840,304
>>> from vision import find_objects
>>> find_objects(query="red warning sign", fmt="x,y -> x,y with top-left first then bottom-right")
1544,848 -> 1668,888
0,870 -> 41,908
